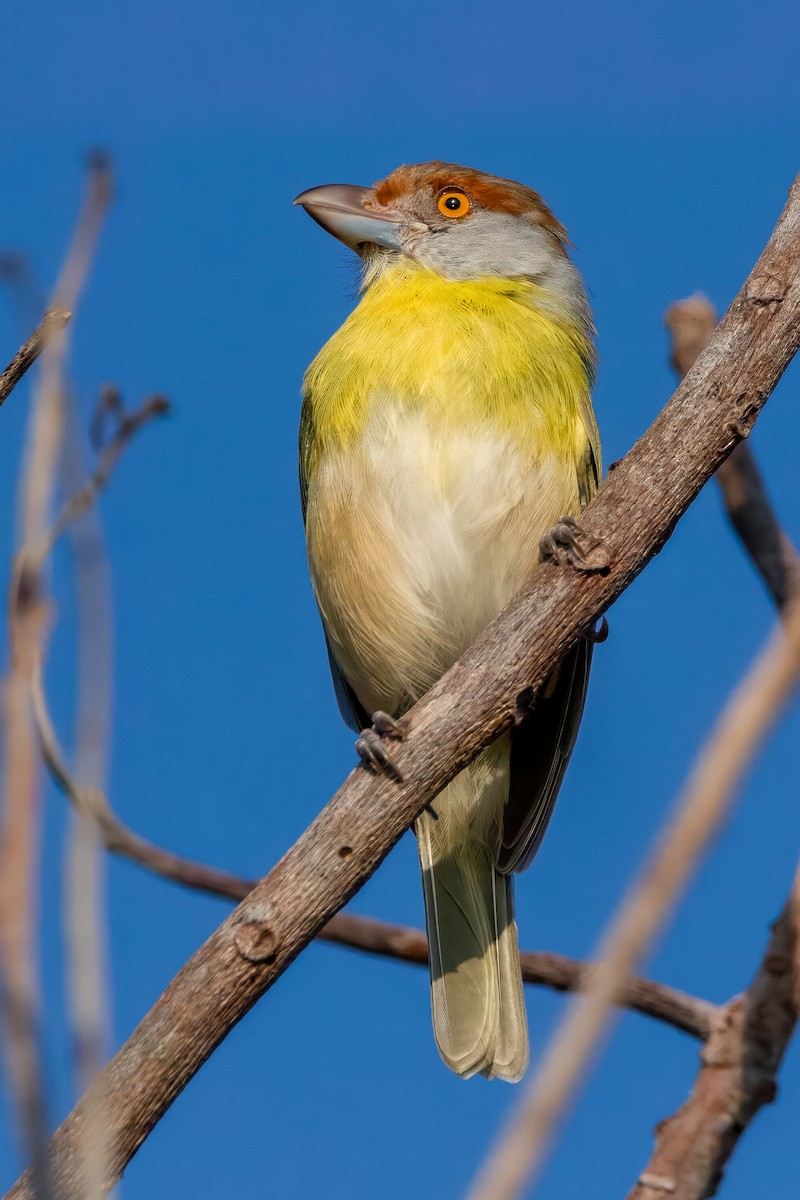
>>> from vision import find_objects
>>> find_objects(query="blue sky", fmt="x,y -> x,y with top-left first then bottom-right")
2,2 -> 800,1197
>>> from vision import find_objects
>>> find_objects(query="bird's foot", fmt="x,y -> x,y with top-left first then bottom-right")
355,711 -> 404,783
539,516 -> 610,574
355,713 -> 438,818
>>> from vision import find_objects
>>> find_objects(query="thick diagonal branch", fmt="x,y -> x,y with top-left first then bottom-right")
7,175 -> 800,1200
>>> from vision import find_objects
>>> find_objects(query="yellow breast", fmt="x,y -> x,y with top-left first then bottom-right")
300,260 -> 597,493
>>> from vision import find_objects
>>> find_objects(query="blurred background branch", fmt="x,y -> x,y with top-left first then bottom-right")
0,154 -> 113,1200
665,293 -> 800,611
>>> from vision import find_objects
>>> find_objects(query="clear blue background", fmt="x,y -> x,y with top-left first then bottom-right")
2,2 -> 800,1196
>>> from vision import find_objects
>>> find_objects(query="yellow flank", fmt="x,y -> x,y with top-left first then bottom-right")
301,260 -> 597,489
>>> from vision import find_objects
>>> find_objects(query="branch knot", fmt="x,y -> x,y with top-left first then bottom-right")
232,904 -> 280,964
745,268 -> 786,307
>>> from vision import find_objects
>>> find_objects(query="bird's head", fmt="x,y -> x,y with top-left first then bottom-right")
295,161 -> 584,305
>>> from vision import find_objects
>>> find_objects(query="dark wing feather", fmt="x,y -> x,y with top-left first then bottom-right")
325,635 -> 370,733
497,389 -> 602,873
498,637 -> 593,875
298,394 -> 314,523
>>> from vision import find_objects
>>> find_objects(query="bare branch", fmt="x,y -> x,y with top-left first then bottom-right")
31,640 -> 257,896
60,389 -> 115,1200
5,171 -> 800,1200
21,152 -> 113,552
50,152 -> 114,315
664,292 -> 718,378
0,154 -> 113,1200
628,875 -> 799,1200
0,311 -> 72,409
39,390 -> 170,567
717,447 -> 800,610
33,386 -> 167,1161
0,576 -> 52,1200
3,254 -> 118,1191
666,293 -> 800,609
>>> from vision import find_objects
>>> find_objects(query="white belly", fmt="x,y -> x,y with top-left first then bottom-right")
306,405 -> 580,716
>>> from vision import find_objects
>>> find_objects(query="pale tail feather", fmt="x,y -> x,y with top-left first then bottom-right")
417,749 -> 529,1082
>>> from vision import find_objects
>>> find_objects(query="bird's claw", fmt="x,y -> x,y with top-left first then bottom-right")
356,711 -> 405,783
586,615 -> 609,643
539,515 -> 610,574
371,710 -> 403,739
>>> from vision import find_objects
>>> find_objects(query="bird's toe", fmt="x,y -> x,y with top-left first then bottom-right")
539,515 -> 610,574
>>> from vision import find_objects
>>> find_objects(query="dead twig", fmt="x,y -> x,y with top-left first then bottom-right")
0,153 -> 113,1200
20,152 -> 113,553
0,311 -> 72,409
38,390 -> 170,567
0,572 -> 52,1200
36,387 -> 168,1159
666,294 -> 800,609
58,384 -> 149,1200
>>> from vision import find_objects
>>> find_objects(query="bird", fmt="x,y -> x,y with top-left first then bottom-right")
295,161 -> 601,1082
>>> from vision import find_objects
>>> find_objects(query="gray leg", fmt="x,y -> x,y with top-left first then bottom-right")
356,711 -> 405,783
355,713 -> 438,817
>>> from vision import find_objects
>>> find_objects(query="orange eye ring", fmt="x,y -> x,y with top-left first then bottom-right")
437,189 -> 472,218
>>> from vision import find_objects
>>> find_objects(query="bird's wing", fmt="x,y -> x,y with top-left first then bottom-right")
498,400 -> 600,875
498,637 -> 592,874
300,393 -> 371,734
298,393 -> 313,523
325,634 -> 370,732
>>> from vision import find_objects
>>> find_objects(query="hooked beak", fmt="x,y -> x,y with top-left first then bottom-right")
293,183 -> 404,252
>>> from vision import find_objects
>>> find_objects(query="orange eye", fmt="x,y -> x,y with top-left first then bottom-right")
437,189 -> 471,218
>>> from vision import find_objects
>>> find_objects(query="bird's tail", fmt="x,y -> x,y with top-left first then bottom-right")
416,743 -> 528,1082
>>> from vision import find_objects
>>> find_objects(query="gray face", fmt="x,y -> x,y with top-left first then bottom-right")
399,206 -> 567,282
364,189 -> 588,319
